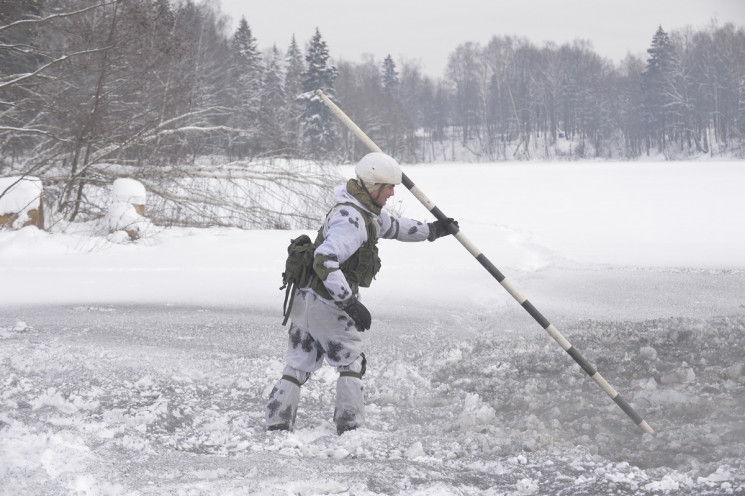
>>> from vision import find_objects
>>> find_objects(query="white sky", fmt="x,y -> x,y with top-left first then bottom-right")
214,0 -> 745,76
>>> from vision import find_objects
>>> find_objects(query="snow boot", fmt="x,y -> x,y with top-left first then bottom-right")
265,366 -> 310,431
334,354 -> 366,435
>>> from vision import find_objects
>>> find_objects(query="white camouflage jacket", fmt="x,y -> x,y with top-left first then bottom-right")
313,181 -> 432,303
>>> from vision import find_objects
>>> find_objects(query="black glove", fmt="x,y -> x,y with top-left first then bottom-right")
427,218 -> 459,241
339,297 -> 371,332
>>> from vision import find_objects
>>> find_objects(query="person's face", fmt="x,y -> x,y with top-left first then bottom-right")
370,184 -> 395,207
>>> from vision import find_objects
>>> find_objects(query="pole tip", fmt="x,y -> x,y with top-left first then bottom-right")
639,420 -> 655,435
315,89 -> 324,97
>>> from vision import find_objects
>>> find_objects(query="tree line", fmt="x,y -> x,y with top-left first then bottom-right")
2,0 -> 744,227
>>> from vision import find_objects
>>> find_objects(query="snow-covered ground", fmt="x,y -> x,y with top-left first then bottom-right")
1,161 -> 744,495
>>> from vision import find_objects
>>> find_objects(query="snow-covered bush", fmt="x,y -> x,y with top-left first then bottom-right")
0,176 -> 43,229
106,178 -> 154,241
54,159 -> 338,230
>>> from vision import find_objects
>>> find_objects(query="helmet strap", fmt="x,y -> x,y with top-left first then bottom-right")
356,177 -> 382,195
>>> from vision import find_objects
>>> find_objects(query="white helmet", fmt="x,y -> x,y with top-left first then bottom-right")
355,152 -> 402,191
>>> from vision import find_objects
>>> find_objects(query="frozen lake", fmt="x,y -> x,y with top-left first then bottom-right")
2,266 -> 744,495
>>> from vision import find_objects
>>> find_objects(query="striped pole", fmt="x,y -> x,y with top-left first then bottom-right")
316,89 -> 655,435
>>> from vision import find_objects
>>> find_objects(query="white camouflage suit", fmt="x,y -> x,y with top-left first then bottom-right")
265,180 -> 433,433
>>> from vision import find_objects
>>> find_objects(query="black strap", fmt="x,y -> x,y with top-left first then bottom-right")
339,371 -> 362,379
339,353 -> 367,379
282,282 -> 295,326
281,374 -> 302,387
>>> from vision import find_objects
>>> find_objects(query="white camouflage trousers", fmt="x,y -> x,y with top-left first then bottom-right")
265,288 -> 366,434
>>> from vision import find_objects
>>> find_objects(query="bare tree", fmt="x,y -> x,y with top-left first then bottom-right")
4,1 -> 745,236
1,0 -> 336,230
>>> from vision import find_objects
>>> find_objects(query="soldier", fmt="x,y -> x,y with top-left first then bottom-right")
266,152 -> 457,434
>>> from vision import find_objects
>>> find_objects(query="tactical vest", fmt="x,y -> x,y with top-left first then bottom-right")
310,202 -> 381,299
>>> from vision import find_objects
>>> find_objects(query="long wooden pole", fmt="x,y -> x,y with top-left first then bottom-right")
316,89 -> 655,435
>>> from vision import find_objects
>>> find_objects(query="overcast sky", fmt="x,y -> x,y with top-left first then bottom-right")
216,0 -> 745,76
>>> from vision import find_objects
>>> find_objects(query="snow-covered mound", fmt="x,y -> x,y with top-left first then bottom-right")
0,176 -> 42,228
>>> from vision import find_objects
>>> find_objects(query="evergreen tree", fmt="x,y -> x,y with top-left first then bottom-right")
642,26 -> 682,152
299,28 -> 338,159
230,17 -> 263,155
285,35 -> 306,100
259,44 -> 288,153
382,54 -> 399,96
379,55 -> 407,157
284,35 -> 306,154
738,76 -> 745,136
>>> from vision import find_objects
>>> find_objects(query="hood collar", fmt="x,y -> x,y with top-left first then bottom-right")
345,178 -> 382,216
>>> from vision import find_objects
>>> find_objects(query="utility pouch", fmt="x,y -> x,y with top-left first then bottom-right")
280,234 -> 315,325
342,243 -> 380,288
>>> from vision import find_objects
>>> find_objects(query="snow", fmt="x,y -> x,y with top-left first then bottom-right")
0,176 -> 42,228
0,176 -> 42,212
111,178 -> 147,205
106,178 -> 155,241
1,160 -> 745,495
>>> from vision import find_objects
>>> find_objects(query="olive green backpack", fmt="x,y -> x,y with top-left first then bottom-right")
280,233 -> 317,325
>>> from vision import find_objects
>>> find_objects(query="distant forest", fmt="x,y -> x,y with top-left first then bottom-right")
2,0 -> 744,227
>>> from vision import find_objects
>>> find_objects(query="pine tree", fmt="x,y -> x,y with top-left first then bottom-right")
379,55 -> 407,157
738,76 -> 745,136
284,35 -> 306,153
299,28 -> 338,160
230,17 -> 263,155
285,35 -> 305,101
642,25 -> 682,152
259,44 -> 288,153
382,54 -> 399,96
